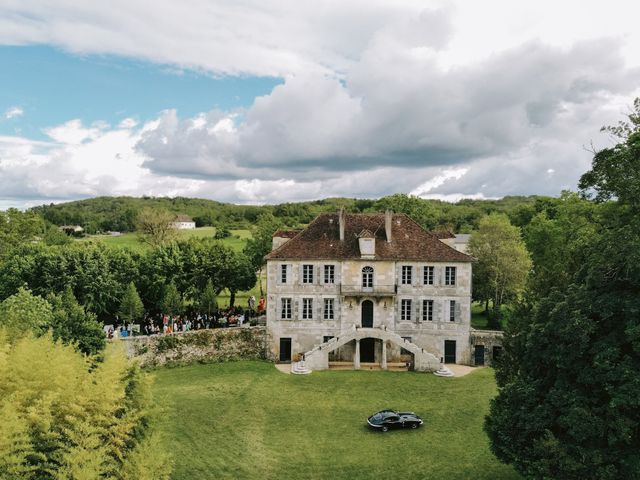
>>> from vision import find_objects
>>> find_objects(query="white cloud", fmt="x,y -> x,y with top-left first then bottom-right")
1,2 -> 640,207
4,106 -> 23,119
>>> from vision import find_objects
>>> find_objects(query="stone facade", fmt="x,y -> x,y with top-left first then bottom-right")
265,211 -> 474,370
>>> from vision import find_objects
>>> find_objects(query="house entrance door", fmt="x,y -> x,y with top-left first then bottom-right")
361,300 -> 373,328
279,338 -> 292,362
444,340 -> 457,364
474,345 -> 485,366
360,338 -> 375,363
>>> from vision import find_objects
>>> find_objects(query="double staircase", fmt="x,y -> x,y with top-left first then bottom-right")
303,325 -> 441,372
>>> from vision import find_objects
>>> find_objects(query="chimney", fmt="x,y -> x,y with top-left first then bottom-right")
385,210 -> 393,243
338,208 -> 345,241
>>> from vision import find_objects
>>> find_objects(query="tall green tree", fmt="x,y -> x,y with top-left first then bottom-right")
468,214 -> 531,324
243,212 -> 282,296
48,286 -> 106,356
161,281 -> 184,317
486,99 -> 640,480
197,279 -> 218,317
118,282 -> 145,324
0,209 -> 44,262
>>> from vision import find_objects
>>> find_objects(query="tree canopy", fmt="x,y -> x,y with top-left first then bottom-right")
486,97 -> 640,480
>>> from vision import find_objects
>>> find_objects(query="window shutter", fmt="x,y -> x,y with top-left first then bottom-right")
317,298 -> 322,319
396,299 -> 402,322
443,300 -> 450,322
293,299 -> 299,320
455,301 -> 461,322
414,299 -> 420,323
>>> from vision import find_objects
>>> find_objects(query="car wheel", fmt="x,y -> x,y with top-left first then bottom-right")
381,426 -> 389,432
411,423 -> 418,429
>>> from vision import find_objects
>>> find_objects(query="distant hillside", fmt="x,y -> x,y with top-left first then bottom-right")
30,194 -> 548,234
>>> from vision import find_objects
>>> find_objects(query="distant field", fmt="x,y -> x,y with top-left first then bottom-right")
80,227 -> 251,253
152,361 -> 520,480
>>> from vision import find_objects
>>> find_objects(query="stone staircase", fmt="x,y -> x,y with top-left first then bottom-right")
303,325 -> 440,372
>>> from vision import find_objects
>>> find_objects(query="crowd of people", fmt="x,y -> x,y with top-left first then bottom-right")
106,296 -> 266,338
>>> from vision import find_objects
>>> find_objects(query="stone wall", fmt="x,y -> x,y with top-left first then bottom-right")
119,326 -> 269,368
469,329 -> 504,366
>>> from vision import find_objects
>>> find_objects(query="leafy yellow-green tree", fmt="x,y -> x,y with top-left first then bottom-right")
468,214 -> 531,324
0,330 -> 171,479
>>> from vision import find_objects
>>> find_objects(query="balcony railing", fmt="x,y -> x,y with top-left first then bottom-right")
340,284 -> 397,295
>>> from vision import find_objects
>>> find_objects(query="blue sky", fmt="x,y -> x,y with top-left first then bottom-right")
0,1 -> 639,208
0,46 -> 281,140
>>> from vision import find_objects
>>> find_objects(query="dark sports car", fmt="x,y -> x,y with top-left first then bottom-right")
367,409 -> 423,432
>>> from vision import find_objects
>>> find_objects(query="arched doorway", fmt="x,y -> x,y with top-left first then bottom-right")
361,300 -> 373,328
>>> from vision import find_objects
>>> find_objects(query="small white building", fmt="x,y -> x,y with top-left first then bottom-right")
172,215 -> 196,230
265,210 -> 475,372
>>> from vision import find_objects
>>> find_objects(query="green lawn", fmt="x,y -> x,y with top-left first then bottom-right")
80,227 -> 251,252
151,361 -> 520,480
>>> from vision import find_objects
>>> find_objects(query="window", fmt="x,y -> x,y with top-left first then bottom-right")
362,266 -> 374,288
401,266 -> 413,285
445,266 -> 457,286
449,300 -> 456,322
281,298 -> 292,319
323,298 -> 334,320
302,298 -> 313,320
323,335 -> 334,343
422,299 -> 434,322
423,266 -> 434,285
302,264 -> 314,284
324,265 -> 335,284
401,299 -> 412,321
280,264 -> 288,283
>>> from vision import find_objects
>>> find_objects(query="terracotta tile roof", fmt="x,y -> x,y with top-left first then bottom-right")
174,215 -> 194,222
266,213 -> 473,262
431,230 -> 455,239
273,229 -> 301,238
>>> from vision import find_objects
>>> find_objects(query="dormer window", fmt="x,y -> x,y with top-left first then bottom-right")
358,229 -> 375,258
362,266 -> 374,288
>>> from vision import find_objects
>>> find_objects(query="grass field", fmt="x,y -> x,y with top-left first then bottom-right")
81,227 -> 251,253
151,361 -> 520,480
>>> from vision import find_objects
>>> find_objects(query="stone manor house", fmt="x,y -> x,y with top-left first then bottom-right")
265,210 -> 499,372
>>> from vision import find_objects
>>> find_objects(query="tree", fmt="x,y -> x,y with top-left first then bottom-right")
214,224 -> 231,239
136,207 -> 177,247
243,213 -> 282,296
0,209 -> 44,262
48,286 -> 106,356
579,97 -> 640,205
468,214 -> 531,325
0,331 -> 172,478
197,279 -> 218,317
486,101 -> 640,479
119,282 -> 144,324
161,281 -> 184,316
0,287 -> 53,338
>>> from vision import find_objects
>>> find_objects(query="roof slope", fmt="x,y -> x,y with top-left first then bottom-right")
266,213 -> 472,262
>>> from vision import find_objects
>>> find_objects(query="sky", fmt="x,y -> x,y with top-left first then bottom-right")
1,0 -> 639,209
